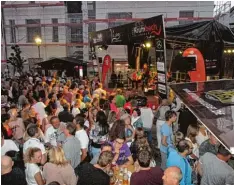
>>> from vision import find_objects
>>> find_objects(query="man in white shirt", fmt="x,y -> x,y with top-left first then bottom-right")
1,133 -> 19,156
92,83 -> 106,99
74,115 -> 89,162
23,124 -> 47,164
31,98 -> 47,126
140,103 -> 154,144
44,116 -> 66,147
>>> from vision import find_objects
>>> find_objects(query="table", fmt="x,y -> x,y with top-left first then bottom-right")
112,165 -> 135,185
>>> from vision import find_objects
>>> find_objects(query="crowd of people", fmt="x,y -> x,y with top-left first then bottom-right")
1,73 -> 234,185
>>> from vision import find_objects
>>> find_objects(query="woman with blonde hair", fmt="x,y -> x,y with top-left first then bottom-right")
72,99 -> 81,117
92,97 -> 100,109
24,147 -> 45,185
185,124 -> 199,159
195,122 -> 209,146
43,147 -> 77,185
8,108 -> 25,145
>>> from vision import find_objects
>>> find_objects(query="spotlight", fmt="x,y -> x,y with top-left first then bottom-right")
98,45 -> 108,51
179,51 -> 183,54
228,49 -> 231,53
145,42 -> 152,48
141,40 -> 152,49
232,50 -> 234,53
224,50 -> 227,53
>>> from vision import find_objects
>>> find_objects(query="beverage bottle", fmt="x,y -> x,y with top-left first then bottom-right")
123,173 -> 129,185
109,170 -> 115,185
119,167 -> 124,176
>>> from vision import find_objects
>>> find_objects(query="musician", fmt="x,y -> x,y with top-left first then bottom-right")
142,63 -> 150,91
131,70 -> 141,90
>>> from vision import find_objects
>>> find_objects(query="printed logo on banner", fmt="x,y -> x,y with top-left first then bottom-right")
156,56 -> 165,63
158,73 -> 166,83
93,33 -> 103,43
132,21 -> 162,37
158,84 -> 166,95
155,39 -> 164,51
111,30 -> 122,43
157,62 -> 165,72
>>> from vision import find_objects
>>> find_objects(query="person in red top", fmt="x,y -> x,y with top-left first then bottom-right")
124,99 -> 138,115
109,95 -> 118,114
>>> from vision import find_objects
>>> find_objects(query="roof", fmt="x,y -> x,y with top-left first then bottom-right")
166,20 -> 234,44
37,57 -> 84,70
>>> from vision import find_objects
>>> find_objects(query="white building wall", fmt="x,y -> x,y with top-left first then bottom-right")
95,1 -> 214,30
2,2 -> 67,65
217,12 -> 234,28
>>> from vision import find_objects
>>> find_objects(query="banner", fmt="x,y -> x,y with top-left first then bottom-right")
155,37 -> 167,99
89,15 -> 164,46
102,55 -> 111,84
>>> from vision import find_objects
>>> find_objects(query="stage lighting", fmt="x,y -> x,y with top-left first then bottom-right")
179,51 -> 183,54
228,49 -> 231,53
232,50 -> 234,53
98,45 -> 108,51
145,42 -> 152,48
224,50 -> 227,53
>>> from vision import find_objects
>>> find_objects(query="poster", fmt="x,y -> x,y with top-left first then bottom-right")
158,84 -> 167,95
158,73 -> 166,83
157,62 -> 165,72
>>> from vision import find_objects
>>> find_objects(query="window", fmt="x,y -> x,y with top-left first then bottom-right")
9,20 -> 16,43
88,4 -> 93,10
108,12 -> 132,28
52,18 -> 59,42
179,11 -> 194,25
71,28 -> 83,43
88,23 -> 96,33
26,19 -> 41,43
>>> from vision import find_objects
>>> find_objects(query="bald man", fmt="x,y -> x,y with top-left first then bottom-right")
1,155 -> 27,185
163,166 -> 182,185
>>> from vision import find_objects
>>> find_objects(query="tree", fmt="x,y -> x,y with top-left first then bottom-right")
7,45 -> 27,74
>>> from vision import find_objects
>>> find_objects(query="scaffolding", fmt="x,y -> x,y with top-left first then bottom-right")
1,1 -> 215,65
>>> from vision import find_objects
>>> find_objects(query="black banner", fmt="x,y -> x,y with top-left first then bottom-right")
155,38 -> 167,99
130,15 -> 164,40
89,15 -> 164,47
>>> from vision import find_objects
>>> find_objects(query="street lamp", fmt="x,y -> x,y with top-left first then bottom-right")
35,37 -> 42,58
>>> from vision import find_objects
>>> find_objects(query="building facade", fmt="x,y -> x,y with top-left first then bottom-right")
1,1 -> 214,75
